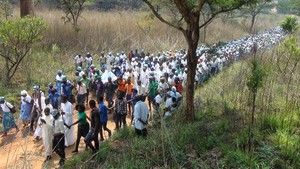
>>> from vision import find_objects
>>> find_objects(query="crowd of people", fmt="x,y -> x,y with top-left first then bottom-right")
0,26 -> 285,166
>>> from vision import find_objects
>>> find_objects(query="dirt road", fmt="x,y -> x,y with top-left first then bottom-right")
0,108 -> 132,169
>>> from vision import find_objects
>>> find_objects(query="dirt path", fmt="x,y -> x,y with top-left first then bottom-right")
0,105 -> 133,169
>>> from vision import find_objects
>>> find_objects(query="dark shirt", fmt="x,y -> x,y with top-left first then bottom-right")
115,98 -> 127,115
91,108 -> 100,130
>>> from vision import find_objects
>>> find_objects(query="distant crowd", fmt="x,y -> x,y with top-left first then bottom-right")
0,26 -> 285,166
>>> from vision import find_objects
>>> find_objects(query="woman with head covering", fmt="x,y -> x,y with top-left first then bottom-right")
0,97 -> 19,137
20,90 -> 33,128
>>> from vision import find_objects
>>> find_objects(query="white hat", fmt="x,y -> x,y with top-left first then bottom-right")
21,90 -> 27,95
171,86 -> 177,92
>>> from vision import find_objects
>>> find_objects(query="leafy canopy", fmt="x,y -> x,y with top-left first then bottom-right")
0,16 -> 46,51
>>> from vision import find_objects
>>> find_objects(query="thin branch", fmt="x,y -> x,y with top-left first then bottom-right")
143,0 -> 184,32
199,3 -> 247,29
195,0 -> 207,14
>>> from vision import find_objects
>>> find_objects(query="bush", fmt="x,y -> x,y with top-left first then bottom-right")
223,150 -> 249,168
280,16 -> 298,33
260,115 -> 281,133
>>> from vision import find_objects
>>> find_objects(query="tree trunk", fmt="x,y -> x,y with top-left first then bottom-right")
183,16 -> 200,121
20,0 -> 34,17
4,58 -> 10,87
250,14 -> 256,34
185,46 -> 198,121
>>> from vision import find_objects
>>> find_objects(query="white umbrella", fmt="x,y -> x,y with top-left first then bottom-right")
101,70 -> 117,83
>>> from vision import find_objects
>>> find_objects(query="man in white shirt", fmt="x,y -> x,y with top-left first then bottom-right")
140,66 -> 149,87
74,54 -> 84,67
51,109 -> 66,166
136,80 -> 146,96
56,70 -> 63,95
76,81 -> 87,104
134,95 -> 148,137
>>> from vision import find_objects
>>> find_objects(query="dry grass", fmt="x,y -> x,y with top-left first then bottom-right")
23,8 -> 284,53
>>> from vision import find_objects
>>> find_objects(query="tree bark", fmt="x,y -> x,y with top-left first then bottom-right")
20,0 -> 34,17
250,14 -> 256,34
183,15 -> 200,121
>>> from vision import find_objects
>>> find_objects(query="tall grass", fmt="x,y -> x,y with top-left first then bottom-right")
31,8 -> 283,53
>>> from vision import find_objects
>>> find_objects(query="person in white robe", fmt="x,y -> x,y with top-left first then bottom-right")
40,107 -> 54,162
60,96 -> 76,147
34,97 -> 51,140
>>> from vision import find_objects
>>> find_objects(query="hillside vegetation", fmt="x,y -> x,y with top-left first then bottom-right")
0,7 -> 298,168
63,33 -> 300,169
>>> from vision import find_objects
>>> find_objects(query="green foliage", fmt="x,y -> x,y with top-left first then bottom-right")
259,115 -> 280,133
63,150 -> 92,169
235,127 -> 263,150
51,43 -> 61,54
280,16 -> 298,33
0,17 -> 46,45
215,119 -> 231,134
247,60 -> 266,92
111,127 -> 135,140
223,150 -> 249,168
281,37 -> 300,61
268,128 -> 300,165
0,16 -> 47,86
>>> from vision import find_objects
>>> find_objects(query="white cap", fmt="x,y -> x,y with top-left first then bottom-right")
21,90 -> 27,95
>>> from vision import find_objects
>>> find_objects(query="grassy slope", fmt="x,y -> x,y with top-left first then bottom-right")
63,43 -> 300,168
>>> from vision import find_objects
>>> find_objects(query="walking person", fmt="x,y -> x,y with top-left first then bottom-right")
20,90 -> 32,128
81,74 -> 90,104
84,100 -> 100,152
104,77 -> 117,114
125,78 -> 134,115
39,107 -> 53,162
134,95 -> 149,137
60,96 -> 76,147
115,92 -> 127,131
69,104 -> 90,153
98,96 -> 111,141
76,81 -> 87,104
0,97 -> 19,137
51,109 -> 66,166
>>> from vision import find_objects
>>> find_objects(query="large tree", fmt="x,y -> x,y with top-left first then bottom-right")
20,0 -> 34,17
143,0 -> 251,121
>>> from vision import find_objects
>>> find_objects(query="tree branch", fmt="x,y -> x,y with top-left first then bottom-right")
195,0 -> 207,14
143,0 -> 184,32
199,3 -> 247,29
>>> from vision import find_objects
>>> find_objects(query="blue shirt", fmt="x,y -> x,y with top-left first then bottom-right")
49,92 -> 60,106
99,102 -> 108,123
61,82 -> 72,97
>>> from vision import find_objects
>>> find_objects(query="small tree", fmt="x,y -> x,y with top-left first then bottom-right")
280,15 -> 298,34
0,17 -> 47,86
246,46 -> 266,153
243,0 -> 272,33
57,0 -> 86,31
